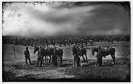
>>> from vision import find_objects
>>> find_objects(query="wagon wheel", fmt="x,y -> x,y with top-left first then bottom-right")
57,56 -> 62,67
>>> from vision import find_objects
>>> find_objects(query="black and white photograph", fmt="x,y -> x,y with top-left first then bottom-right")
2,1 -> 130,82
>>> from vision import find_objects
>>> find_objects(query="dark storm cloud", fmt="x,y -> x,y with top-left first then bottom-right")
76,4 -> 130,35
3,2 -> 130,36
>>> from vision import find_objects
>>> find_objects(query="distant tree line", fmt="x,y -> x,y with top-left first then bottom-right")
3,35 -> 130,47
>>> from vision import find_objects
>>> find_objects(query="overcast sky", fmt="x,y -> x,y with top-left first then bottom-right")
2,2 -> 130,36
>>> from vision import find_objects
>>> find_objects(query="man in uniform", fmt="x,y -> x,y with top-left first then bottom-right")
24,47 -> 31,65
53,47 -> 58,66
98,46 -> 106,58
97,46 -> 103,67
98,46 -> 102,51
81,46 -> 87,61
36,46 -> 43,67
75,45 -> 80,67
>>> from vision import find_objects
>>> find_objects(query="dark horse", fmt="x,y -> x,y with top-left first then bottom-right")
34,46 -> 63,66
92,47 -> 115,66
34,46 -> 53,64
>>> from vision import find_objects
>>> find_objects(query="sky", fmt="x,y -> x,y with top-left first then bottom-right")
2,2 -> 130,36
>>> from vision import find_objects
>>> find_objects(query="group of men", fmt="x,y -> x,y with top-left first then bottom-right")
24,46 -> 63,67
72,45 -> 88,67
72,45 -> 88,61
23,45 -> 111,67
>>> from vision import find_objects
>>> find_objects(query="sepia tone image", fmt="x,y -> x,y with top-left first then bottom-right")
2,1 -> 130,82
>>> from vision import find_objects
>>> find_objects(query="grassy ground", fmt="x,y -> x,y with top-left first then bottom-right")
2,43 -> 130,82
3,58 -> 130,82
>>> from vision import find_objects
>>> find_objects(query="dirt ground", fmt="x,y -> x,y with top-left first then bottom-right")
2,42 -> 130,82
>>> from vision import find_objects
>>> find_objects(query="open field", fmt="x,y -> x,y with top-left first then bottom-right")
3,42 -> 130,82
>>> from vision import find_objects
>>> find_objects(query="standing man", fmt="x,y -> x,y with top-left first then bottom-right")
81,46 -> 87,62
24,47 -> 31,65
72,45 -> 80,67
98,46 -> 102,51
53,47 -> 58,66
36,46 -> 43,67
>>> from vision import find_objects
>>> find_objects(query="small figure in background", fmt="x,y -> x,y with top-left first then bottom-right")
107,46 -> 110,51
98,46 -> 102,51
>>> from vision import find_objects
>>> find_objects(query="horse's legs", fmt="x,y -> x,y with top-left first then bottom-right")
46,56 -> 47,64
74,55 -> 76,66
97,57 -> 99,66
84,54 -> 88,64
99,57 -> 102,67
47,56 -> 48,64
50,55 -> 52,63
60,56 -> 62,65
45,56 -> 47,64
77,56 -> 80,67
111,55 -> 115,64
45,56 -> 46,64
43,56 -> 44,64
81,55 -> 85,62
40,57 -> 43,66
84,54 -> 88,60
74,55 -> 75,66
49,55 -> 51,63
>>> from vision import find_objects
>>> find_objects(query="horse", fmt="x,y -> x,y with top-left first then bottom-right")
43,48 -> 51,63
34,46 -> 53,64
92,47 -> 115,67
48,47 -> 54,62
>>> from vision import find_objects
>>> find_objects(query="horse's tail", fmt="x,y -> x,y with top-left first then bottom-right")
34,48 -> 37,54
34,47 -> 39,54
34,50 -> 36,54
61,49 -> 63,56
